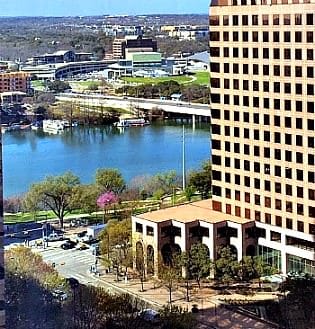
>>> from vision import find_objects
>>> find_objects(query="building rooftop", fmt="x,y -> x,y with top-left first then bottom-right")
136,200 -> 253,225
187,51 -> 210,64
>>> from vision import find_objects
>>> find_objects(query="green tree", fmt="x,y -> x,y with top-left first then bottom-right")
189,243 -> 212,288
92,45 -> 105,60
46,80 -> 71,93
215,246 -> 240,284
178,251 -> 191,301
160,305 -> 197,329
87,81 -> 99,91
23,172 -> 80,228
5,247 -> 66,329
99,219 -> 132,271
36,91 -> 56,105
181,84 -> 210,103
159,251 -> 181,304
95,168 -> 126,195
144,170 -> 180,197
156,80 -> 181,98
159,264 -> 180,304
188,160 -> 212,199
72,184 -> 100,215
184,186 -> 196,202
33,105 -> 47,116
279,277 -> 315,329
232,255 -> 278,284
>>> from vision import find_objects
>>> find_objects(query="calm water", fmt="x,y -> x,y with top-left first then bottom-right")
3,123 -> 211,197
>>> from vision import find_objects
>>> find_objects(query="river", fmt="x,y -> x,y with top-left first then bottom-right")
2,122 -> 211,197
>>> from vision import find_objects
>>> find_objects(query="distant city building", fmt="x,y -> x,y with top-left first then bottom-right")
187,51 -> 210,72
163,56 -> 188,75
112,36 -> 157,59
102,24 -> 144,37
0,72 -> 31,95
125,52 -> 162,69
29,50 -> 92,66
21,60 -> 113,80
161,25 -> 209,40
0,91 -> 27,105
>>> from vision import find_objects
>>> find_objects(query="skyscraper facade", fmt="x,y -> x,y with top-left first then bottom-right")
209,0 -> 315,275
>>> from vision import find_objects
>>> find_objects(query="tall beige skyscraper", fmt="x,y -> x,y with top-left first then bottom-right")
209,0 -> 315,275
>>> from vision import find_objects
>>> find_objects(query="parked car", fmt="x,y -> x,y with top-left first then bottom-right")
138,309 -> 160,325
61,241 -> 76,250
45,232 -> 64,242
77,231 -> 87,238
52,289 -> 68,301
76,243 -> 89,251
66,277 -> 79,289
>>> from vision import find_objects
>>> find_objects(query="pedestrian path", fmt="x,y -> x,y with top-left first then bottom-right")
33,246 -> 277,329
35,247 -> 95,267
92,272 -> 276,329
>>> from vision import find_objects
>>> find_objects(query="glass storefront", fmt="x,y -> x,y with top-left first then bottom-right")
258,245 -> 281,272
287,254 -> 315,277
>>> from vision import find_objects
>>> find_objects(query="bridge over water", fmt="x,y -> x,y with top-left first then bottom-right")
56,93 -> 211,127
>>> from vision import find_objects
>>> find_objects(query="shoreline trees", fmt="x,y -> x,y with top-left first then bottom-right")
23,172 -> 80,228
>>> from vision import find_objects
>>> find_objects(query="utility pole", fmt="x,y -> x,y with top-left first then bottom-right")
182,125 -> 186,190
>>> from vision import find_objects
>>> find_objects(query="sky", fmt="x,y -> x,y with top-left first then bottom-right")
0,0 -> 210,17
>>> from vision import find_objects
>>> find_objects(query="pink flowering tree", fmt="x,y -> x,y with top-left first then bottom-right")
97,191 -> 118,223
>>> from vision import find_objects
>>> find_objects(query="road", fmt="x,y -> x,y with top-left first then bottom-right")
56,92 -> 211,117
34,244 -> 104,285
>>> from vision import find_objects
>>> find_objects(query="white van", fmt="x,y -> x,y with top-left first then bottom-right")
45,232 -> 63,242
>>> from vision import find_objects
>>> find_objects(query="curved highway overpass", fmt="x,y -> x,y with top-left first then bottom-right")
56,92 -> 211,118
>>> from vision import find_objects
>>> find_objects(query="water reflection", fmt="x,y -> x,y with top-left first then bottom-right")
3,122 -> 210,197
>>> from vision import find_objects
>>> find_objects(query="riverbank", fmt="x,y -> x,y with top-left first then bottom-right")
3,122 -> 211,197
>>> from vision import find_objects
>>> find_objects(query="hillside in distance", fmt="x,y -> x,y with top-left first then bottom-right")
0,14 -> 208,61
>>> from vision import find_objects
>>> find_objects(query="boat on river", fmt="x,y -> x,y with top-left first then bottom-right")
1,123 -> 31,133
42,120 -> 66,134
114,118 -> 150,128
31,121 -> 42,131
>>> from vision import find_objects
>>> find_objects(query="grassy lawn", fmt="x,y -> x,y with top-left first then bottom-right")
31,80 -> 45,90
121,71 -> 210,86
121,75 -> 193,85
70,80 -> 100,88
4,210 -> 57,224
194,71 -> 210,85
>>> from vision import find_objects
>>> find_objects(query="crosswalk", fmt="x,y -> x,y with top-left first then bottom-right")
40,248 -> 95,265
36,247 -> 101,285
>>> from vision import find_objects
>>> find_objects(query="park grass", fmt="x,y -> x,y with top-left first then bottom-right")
70,80 -> 101,88
194,71 -> 210,85
31,80 -> 45,90
121,75 -> 193,85
121,71 -> 210,86
4,195 -> 203,225
4,210 -> 57,224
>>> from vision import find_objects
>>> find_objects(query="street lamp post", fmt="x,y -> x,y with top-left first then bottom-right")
182,125 -> 186,190
42,222 -> 47,249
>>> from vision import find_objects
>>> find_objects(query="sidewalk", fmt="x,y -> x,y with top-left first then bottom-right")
92,268 -> 278,329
